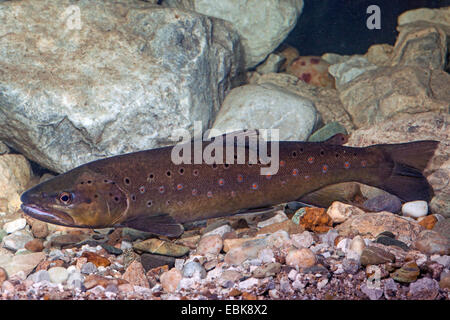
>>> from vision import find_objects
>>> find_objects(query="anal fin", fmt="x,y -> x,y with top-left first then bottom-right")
118,213 -> 184,238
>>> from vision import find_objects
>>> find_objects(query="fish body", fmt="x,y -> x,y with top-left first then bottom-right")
21,133 -> 439,237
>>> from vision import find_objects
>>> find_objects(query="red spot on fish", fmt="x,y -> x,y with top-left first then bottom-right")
344,161 -> 351,169
192,189 -> 198,196
237,174 -> 243,183
310,57 -> 320,64
251,183 -> 258,190
292,168 -> 299,176
300,73 -> 311,83
176,184 -> 183,191
304,175 -> 310,180
322,165 -> 328,173
159,186 -> 165,194
218,178 -> 225,186
207,191 -> 213,198
280,160 -> 286,167
291,151 -> 297,158
361,160 -> 367,167
308,156 -> 315,164
139,186 -> 146,194
266,174 -> 272,180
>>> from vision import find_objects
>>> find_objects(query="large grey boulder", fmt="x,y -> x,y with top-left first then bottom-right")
0,0 -> 243,173
163,0 -> 304,68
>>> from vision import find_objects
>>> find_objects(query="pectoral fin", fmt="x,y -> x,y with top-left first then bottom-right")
119,213 -> 184,237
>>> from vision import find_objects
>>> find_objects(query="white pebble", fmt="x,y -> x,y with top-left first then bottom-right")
402,201 -> 428,218
48,267 -> 69,284
257,211 -> 287,228
3,218 -> 27,234
121,241 -> 132,250
349,236 -> 366,256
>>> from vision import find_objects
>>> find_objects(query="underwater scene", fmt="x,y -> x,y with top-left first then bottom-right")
0,0 -> 449,303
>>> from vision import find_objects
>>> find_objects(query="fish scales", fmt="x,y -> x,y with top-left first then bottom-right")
20,134 -> 439,237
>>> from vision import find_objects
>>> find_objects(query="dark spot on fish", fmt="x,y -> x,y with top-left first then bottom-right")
87,180 -> 92,184
193,169 -> 199,176
291,151 -> 297,158
300,148 -> 304,153
336,153 -> 339,158
146,200 -> 152,207
114,196 -> 120,202
166,170 -> 172,177
320,150 -> 325,156
94,194 -> 98,198
131,194 -> 136,201
148,173 -> 155,181
124,177 -> 130,185
212,163 -> 218,169
179,168 -> 184,175
224,163 -> 230,169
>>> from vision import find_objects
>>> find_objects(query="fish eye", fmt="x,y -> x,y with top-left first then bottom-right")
59,192 -> 72,204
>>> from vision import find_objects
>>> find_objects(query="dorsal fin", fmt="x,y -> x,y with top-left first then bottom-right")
323,133 -> 348,145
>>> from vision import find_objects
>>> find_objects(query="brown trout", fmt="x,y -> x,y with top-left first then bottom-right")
20,132 -> 439,237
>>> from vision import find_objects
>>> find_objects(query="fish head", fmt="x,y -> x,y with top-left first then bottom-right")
21,168 -> 128,228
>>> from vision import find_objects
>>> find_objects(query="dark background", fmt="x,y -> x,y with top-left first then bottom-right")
284,0 -> 450,55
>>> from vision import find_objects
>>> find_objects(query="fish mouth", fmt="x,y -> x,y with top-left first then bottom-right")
21,203 -> 75,226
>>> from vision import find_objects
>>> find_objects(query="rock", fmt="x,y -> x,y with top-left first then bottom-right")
257,211 -> 288,228
392,22 -> 447,70
238,277 -> 259,291
48,267 -> 69,284
328,56 -> 378,90
140,253 -> 175,272
307,122 -> 347,143
418,215 -> 438,230
0,155 -> 32,213
27,270 -> 50,283
2,230 -> 33,252
3,218 -> 27,234
210,83 -> 318,141
365,44 -> 393,66
203,224 -> 233,238
326,201 -> 364,223
24,239 -> 44,252
286,56 -> 335,88
429,159 -> 450,218
164,0 -> 304,68
285,248 -> 316,269
160,268 -> 182,293
375,236 -> 409,251
402,201 -> 428,218
291,231 -> 314,249
0,267 -> 7,285
175,235 -> 201,250
100,243 -> 123,255
0,141 -> 9,155
30,220 -> 49,239
349,236 -> 366,256
363,194 -> 402,213
413,230 -> 450,255
360,246 -> 395,266
50,234 -> 89,248
66,271 -> 84,290
81,262 -> 97,275
196,235 -> 223,256
0,0 -> 242,173
334,65 -> 449,129
360,283 -> 383,300
319,229 -> 339,247
439,271 -> 450,290
224,238 -> 267,265
81,251 -> 111,267
249,72 -> 354,132
390,261 -> 420,283
133,239 -> 189,257
121,228 -> 154,242
398,7 -> 450,33
256,53 -> 286,74
257,219 -> 305,235
342,258 -> 360,274
336,211 -> 424,242
408,278 -> 440,300
266,230 -> 290,248
223,236 -> 265,253
182,261 -> 206,280
321,53 -> 351,65
219,270 -> 243,286
383,278 -> 399,300
257,248 -> 275,264
297,207 -> 333,233
278,45 -> 300,71
431,255 -> 450,268
433,218 -> 450,240
122,260 -> 149,288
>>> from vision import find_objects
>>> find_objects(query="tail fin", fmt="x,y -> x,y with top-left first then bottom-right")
371,140 -> 439,202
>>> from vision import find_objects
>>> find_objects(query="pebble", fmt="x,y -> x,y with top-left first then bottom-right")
390,261 -> 420,283
439,271 -> 450,290
223,236 -> 265,252
257,219 -> 305,235
48,267 -> 69,284
291,231 -> 314,249
50,234 -> 88,248
266,230 -> 290,248
342,258 -> 361,275
81,251 -> 111,267
298,207 -> 333,233
375,236 -> 409,251
363,194 -> 402,213
430,255 -> 450,268
257,248 -> 274,264
122,260 -> 149,288
360,283 -> 383,300
30,221 -> 49,239
402,201 -> 428,218
383,278 -> 399,300
307,122 -> 348,143
203,224 -> 233,238
413,230 -> 450,255
252,262 -> 281,278
418,215 -> 438,230
257,211 -> 288,228
196,235 -> 223,256
160,268 -> 182,293
133,239 -> 189,257
360,246 -> 395,266
220,270 -> 243,285
408,278 -> 440,300
101,243 -> 123,255
3,218 -> 27,234
336,238 -> 351,253
285,248 -> 316,269
27,270 -> 50,283
224,238 -> 267,265
349,236 -> 366,256
81,262 -> 97,274
326,201 -> 364,223
238,277 -> 259,291
2,230 -> 33,251
24,239 -> 44,252
140,253 -> 175,271
182,261 -> 206,280
319,229 -> 339,247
